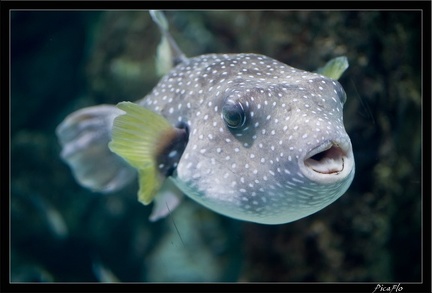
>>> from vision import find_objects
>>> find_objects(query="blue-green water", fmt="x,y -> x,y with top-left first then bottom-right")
10,10 -> 422,283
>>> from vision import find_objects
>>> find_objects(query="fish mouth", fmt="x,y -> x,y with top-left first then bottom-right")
301,139 -> 354,184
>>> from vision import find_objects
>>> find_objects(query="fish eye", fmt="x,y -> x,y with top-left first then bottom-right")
222,100 -> 246,129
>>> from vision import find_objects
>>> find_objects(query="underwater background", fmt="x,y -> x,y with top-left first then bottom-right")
11,10 -> 422,283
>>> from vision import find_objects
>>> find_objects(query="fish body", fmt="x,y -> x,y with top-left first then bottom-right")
57,11 -> 354,224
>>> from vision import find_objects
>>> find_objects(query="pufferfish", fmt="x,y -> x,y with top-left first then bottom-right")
56,11 -> 355,225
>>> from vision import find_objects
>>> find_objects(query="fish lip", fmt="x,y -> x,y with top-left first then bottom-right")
300,138 -> 354,184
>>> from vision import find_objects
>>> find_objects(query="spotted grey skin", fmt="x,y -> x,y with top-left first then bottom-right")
140,52 -> 355,224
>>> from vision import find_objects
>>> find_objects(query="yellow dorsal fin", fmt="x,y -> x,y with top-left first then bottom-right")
315,56 -> 349,80
108,102 -> 174,205
150,10 -> 187,76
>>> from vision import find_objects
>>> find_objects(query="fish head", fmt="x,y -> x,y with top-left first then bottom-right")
173,54 -> 355,224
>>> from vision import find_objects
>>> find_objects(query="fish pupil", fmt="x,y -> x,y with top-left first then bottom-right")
222,101 -> 246,129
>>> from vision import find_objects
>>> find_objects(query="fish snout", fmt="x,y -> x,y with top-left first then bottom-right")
300,138 -> 354,184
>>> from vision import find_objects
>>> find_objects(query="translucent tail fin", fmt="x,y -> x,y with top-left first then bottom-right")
56,105 -> 136,193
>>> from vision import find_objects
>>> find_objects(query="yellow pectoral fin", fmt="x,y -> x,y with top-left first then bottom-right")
137,164 -> 164,205
108,102 -> 173,168
108,101 -> 175,204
